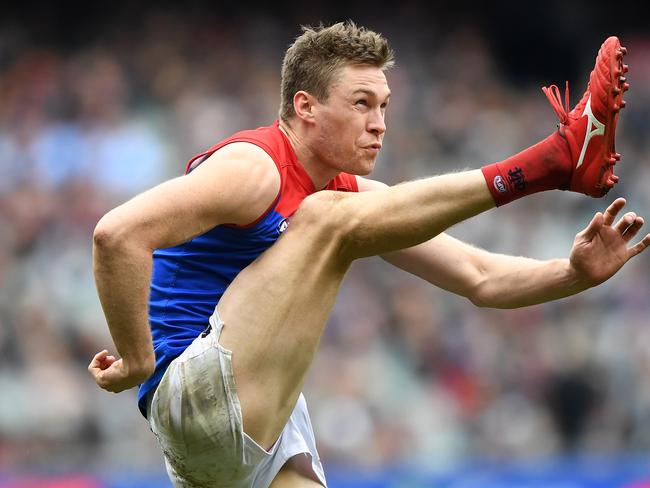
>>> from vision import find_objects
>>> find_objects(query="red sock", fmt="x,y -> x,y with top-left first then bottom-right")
481,131 -> 573,206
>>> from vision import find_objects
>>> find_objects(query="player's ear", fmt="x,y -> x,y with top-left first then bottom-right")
293,91 -> 316,123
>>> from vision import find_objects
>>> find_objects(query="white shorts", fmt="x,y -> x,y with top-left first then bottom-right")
147,311 -> 327,488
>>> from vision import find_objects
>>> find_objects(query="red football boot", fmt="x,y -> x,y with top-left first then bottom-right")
542,36 -> 629,197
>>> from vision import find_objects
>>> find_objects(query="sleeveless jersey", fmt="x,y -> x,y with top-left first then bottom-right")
137,121 -> 358,416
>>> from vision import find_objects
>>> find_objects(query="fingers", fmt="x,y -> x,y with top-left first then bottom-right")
621,216 -> 644,242
88,350 -> 109,370
88,351 -> 131,393
88,350 -> 117,374
614,212 -> 639,238
94,349 -> 109,361
603,198 -> 627,226
628,233 -> 650,258
579,212 -> 604,240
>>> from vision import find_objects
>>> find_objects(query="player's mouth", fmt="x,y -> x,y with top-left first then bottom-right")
365,142 -> 382,152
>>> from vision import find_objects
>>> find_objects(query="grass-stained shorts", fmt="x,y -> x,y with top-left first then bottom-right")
148,310 -> 326,488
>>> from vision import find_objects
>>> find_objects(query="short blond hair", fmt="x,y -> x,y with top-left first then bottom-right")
279,21 -> 395,122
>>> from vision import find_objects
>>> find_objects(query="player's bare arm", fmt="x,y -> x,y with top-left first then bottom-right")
357,176 -> 650,308
89,143 -> 281,393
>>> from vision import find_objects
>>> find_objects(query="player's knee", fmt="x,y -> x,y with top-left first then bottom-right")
292,191 -> 355,240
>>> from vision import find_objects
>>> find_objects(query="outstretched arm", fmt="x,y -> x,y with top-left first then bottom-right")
358,177 -> 650,308
89,143 -> 280,392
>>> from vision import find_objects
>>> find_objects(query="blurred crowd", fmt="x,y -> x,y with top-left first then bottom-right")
2,6 -> 650,477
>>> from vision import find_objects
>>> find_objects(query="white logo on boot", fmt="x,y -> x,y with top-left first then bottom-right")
575,94 -> 605,169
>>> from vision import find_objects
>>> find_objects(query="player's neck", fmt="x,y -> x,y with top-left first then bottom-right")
279,120 -> 340,190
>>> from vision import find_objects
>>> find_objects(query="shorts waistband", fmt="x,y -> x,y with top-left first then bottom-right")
204,308 -> 225,339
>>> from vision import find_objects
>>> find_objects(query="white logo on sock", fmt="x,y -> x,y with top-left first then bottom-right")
575,94 -> 605,169
493,176 -> 507,193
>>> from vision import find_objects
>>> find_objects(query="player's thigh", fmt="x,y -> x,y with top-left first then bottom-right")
269,462 -> 324,488
216,198 -> 352,448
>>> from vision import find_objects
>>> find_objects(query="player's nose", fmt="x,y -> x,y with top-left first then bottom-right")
367,108 -> 386,136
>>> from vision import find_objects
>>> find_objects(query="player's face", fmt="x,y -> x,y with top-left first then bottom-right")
313,64 -> 390,175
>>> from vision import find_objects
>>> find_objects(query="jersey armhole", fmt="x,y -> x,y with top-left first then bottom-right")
189,138 -> 283,229
348,174 -> 360,192
335,173 -> 359,193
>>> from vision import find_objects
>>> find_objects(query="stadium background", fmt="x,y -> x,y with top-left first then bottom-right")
2,1 -> 650,486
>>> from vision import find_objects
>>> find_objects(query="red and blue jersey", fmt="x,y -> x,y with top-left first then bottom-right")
137,121 -> 358,416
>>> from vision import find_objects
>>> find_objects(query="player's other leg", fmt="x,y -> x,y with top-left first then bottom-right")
269,461 -> 325,488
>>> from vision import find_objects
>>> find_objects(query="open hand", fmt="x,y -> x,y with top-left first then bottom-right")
570,198 -> 650,286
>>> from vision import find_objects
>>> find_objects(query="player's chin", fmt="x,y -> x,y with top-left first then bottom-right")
353,162 -> 375,176
355,154 -> 379,175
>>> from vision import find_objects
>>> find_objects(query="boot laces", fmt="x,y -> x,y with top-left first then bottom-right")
542,81 -> 571,125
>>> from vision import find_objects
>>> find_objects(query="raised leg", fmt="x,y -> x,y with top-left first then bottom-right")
217,169 -> 494,448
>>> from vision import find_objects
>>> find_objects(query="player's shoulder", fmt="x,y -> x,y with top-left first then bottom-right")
185,141 -> 281,226
198,142 -> 280,190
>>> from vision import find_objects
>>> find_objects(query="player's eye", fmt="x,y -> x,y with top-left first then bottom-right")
355,99 -> 368,107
